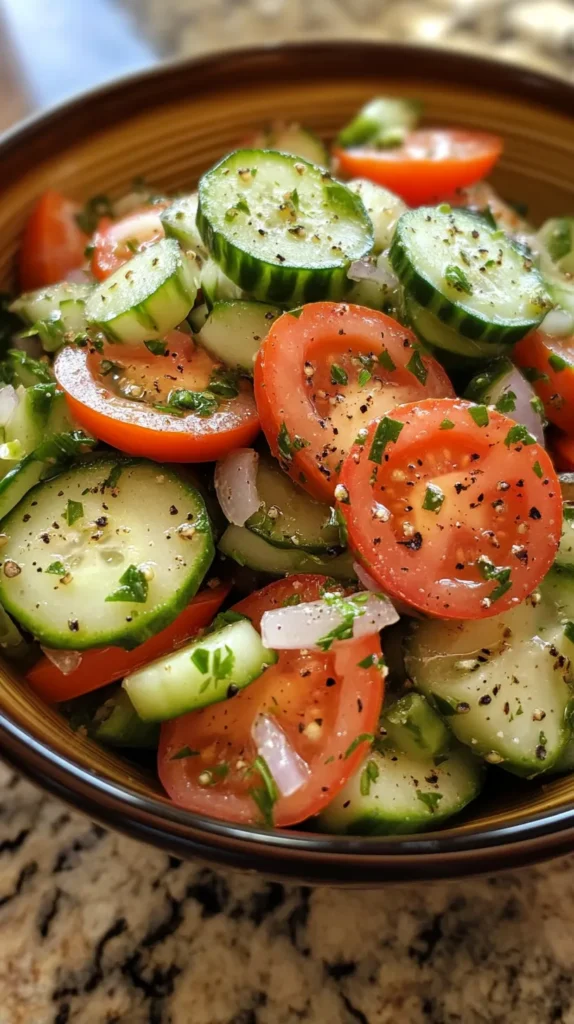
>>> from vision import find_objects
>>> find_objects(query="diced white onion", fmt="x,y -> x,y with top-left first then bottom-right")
214,448 -> 260,526
489,365 -> 545,445
113,190 -> 152,218
260,593 -> 399,651
541,307 -> 574,338
41,647 -> 82,676
0,385 -> 19,428
251,713 -> 309,797
353,561 -> 381,593
347,254 -> 398,290
65,267 -> 90,284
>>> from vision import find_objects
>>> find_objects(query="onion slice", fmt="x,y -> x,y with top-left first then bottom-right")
214,448 -> 260,526
541,307 -> 574,338
347,254 -> 398,290
41,647 -> 82,676
260,593 -> 398,651
0,385 -> 19,428
353,561 -> 380,593
489,365 -> 545,446
251,713 -> 309,798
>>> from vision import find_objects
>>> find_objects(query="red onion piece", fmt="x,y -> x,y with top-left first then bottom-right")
214,448 -> 260,526
251,713 -> 309,797
260,594 -> 398,651
41,647 -> 82,676
488,365 -> 545,445
347,254 -> 398,290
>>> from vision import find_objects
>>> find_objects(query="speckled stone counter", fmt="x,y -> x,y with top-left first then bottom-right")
2,760 -> 574,1024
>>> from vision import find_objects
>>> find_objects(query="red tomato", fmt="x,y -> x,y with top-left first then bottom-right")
27,584 -> 230,703
159,575 -> 385,827
549,430 -> 574,473
19,190 -> 88,291
254,302 -> 454,503
55,331 -> 260,463
91,206 -> 166,281
338,398 -> 562,619
333,130 -> 502,206
514,329 -> 574,434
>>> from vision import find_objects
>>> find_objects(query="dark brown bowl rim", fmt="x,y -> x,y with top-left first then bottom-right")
2,39 -> 574,883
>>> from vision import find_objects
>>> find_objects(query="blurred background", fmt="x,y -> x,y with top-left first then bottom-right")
1,0 -> 574,133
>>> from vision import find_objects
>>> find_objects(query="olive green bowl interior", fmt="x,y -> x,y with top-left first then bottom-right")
1,42 -> 574,884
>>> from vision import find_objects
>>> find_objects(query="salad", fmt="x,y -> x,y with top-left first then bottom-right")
2,94 -> 574,837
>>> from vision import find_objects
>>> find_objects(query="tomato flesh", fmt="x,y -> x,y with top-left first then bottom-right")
55,331 -> 260,463
19,190 -> 88,291
254,302 -> 454,503
91,206 -> 166,281
333,130 -> 502,206
514,329 -> 574,434
159,575 -> 385,827
338,398 -> 562,619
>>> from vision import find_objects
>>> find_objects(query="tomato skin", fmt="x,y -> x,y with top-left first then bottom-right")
159,575 -> 384,827
254,301 -> 454,503
90,206 -> 166,281
514,330 -> 574,434
26,585 -> 230,703
55,340 -> 260,463
333,130 -> 502,205
338,398 -> 562,620
19,190 -> 88,291
550,430 -> 574,472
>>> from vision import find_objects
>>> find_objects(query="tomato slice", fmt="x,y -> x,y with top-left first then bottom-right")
55,331 -> 260,462
333,130 -> 503,206
158,575 -> 385,827
26,584 -> 230,703
514,329 -> 574,434
254,302 -> 454,503
90,205 -> 166,281
338,398 -> 561,619
19,190 -> 88,291
549,430 -> 574,473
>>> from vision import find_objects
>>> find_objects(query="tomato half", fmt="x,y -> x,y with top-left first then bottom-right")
19,190 -> 88,291
338,398 -> 561,619
55,331 -> 260,462
333,130 -> 503,206
254,302 -> 454,503
549,430 -> 574,473
159,575 -> 385,827
27,583 -> 230,703
90,206 -> 166,281
514,329 -> 574,434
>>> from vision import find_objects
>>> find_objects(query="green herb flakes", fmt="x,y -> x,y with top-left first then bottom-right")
65,499 -> 84,527
368,416 -> 403,464
422,482 -> 445,513
405,350 -> 428,386
105,564 -> 149,604
416,790 -> 443,813
360,759 -> 379,796
439,418 -> 455,430
344,732 -> 374,759
504,424 -> 536,447
469,404 -> 489,428
444,264 -> 472,294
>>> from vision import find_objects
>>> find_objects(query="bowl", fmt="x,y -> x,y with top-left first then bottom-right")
2,41 -> 574,885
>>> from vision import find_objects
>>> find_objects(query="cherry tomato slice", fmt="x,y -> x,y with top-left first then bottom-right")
90,205 -> 166,281
158,575 -> 385,827
338,398 -> 561,619
19,190 -> 88,291
333,130 -> 503,206
549,429 -> 574,473
254,302 -> 454,503
27,584 -> 230,703
514,329 -> 574,434
55,331 -> 260,463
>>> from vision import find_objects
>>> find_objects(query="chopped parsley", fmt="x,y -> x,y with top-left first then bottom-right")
416,790 -> 443,813
533,461 -> 544,478
330,363 -> 348,386
344,733 -> 374,759
165,388 -> 218,417
316,591 -> 372,651
65,499 -> 84,527
282,594 -> 302,607
249,755 -> 278,826
444,264 -> 472,294
405,350 -> 428,386
477,555 -> 512,603
102,464 -> 123,490
368,416 -> 403,464
170,746 -> 199,761
144,339 -> 167,356
357,653 -> 386,671
548,352 -> 570,372
360,759 -> 380,796
439,418 -> 455,430
564,621 -> 574,644
105,564 -> 149,604
378,349 -> 396,372
45,560 -> 67,576
357,368 -> 371,389
504,424 -> 536,447
494,390 -> 516,414
277,422 -> 309,462
469,404 -> 489,427
209,366 -> 240,399
422,482 -> 445,513
191,643 -> 235,692
522,367 -> 550,384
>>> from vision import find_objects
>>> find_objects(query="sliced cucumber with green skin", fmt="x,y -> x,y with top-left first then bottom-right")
124,618 -> 277,721
390,207 -> 551,347
0,603 -> 29,658
4,349 -> 54,388
245,454 -> 340,553
197,301 -> 280,373
218,524 -> 355,580
347,179 -> 407,254
60,684 -> 160,748
4,384 -> 62,460
552,504 -> 574,573
188,302 -> 209,334
0,429 -> 96,521
405,587 -> 573,777
538,217 -> 574,276
405,293 -> 513,361
197,149 -> 374,306
85,238 -> 200,344
160,193 -> 207,255
0,457 -> 214,650
10,282 -> 91,328
381,692 -> 451,761
251,123 -> 328,167
337,97 -> 421,149
200,257 -> 247,310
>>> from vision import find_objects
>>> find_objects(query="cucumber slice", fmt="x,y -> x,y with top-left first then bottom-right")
197,301 -> 280,373
218,524 -> 355,580
124,618 -> 277,721
390,206 -> 550,347
197,149 -> 373,306
4,349 -> 54,388
245,454 -> 340,553
347,179 -> 407,254
160,193 -> 207,255
188,302 -> 209,334
200,257 -> 247,310
405,293 -> 513,361
405,589 -> 573,777
10,282 -> 91,327
381,692 -> 451,761
0,429 -> 96,521
0,603 -> 29,658
0,457 -> 214,650
337,97 -> 421,149
61,684 -> 160,748
538,217 -> 574,276
85,238 -> 200,344
251,123 -> 328,167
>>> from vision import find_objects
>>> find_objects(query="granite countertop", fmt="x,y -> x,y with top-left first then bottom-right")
2,757 -> 574,1024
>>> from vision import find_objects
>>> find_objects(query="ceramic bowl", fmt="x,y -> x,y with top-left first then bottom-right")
2,41 -> 574,884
